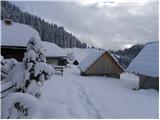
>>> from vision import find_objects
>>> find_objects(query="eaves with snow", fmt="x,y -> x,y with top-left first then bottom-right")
78,50 -> 124,72
127,41 -> 159,77
43,41 -> 66,57
1,20 -> 66,57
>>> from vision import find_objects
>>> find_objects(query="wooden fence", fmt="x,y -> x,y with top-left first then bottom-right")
1,65 -> 15,99
54,66 -> 64,76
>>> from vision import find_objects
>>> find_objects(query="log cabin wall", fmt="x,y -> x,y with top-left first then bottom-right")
46,58 -> 59,65
46,57 -> 67,66
139,75 -> 159,90
1,47 -> 26,61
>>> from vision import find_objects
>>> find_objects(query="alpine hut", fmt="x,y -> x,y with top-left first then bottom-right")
1,19 -> 40,61
78,50 -> 124,78
43,41 -> 67,66
1,20 -> 67,66
127,41 -> 159,90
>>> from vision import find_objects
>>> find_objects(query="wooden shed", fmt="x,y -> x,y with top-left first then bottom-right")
78,51 -> 124,79
43,41 -> 67,66
127,41 -> 159,90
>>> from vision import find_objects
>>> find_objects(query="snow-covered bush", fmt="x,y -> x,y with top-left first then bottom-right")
1,57 -> 18,82
1,92 -> 39,119
2,37 -> 54,119
13,37 -> 54,98
67,51 -> 75,62
1,58 -> 18,71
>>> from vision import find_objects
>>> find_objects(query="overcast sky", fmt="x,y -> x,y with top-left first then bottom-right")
11,0 -> 158,50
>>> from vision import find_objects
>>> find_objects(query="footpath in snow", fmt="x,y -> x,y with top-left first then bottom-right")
37,65 -> 158,119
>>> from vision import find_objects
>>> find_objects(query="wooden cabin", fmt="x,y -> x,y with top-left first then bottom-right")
1,19 -> 40,61
78,51 -> 124,79
43,41 -> 67,66
1,20 -> 67,66
127,42 -> 159,90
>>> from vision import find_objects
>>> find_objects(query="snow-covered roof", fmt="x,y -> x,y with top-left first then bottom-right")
127,41 -> 159,77
1,20 -> 40,47
1,20 -> 66,57
110,53 -> 125,71
64,48 -> 101,63
78,50 -> 104,72
42,41 -> 66,57
78,50 -> 124,72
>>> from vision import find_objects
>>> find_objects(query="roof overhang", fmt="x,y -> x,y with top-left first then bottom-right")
46,56 -> 67,59
1,45 -> 26,50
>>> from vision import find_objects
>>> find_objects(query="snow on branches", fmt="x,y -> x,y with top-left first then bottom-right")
12,37 -> 54,98
1,92 -> 39,119
1,57 -> 18,82
67,51 -> 75,62
2,37 -> 54,119
1,57 -> 18,71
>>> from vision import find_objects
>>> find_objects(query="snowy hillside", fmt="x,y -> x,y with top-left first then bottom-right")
1,1 -> 87,48
37,66 -> 158,118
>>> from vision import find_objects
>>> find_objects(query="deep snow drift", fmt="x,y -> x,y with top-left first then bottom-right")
36,65 -> 158,119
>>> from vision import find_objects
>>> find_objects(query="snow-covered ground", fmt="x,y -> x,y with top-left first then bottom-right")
64,48 -> 100,63
36,65 -> 158,119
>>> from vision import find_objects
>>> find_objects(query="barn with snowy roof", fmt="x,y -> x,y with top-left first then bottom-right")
127,41 -> 159,90
78,50 -> 124,78
1,20 -> 67,65
42,41 -> 67,65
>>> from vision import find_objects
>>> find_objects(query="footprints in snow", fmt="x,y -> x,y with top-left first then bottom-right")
68,80 -> 102,118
